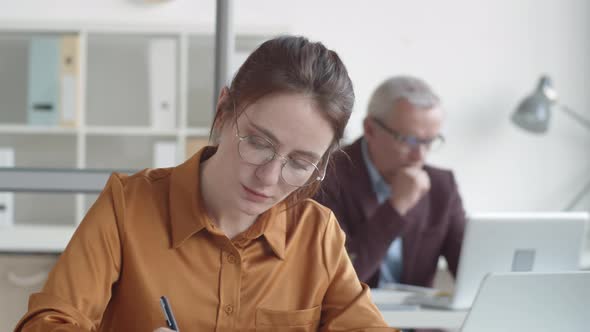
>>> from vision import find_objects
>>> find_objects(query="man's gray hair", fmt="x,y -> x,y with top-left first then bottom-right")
367,76 -> 440,119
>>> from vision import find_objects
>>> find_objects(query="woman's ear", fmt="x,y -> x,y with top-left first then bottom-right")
214,87 -> 231,116
211,87 -> 232,143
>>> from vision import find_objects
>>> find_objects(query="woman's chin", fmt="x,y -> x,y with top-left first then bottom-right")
238,200 -> 272,217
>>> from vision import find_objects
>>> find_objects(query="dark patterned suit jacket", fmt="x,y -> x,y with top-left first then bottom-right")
314,138 -> 466,288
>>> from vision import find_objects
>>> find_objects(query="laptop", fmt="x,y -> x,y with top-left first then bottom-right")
460,271 -> 590,332
405,212 -> 588,310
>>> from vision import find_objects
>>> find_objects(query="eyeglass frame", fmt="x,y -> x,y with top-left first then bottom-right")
370,117 -> 445,151
230,97 -> 329,187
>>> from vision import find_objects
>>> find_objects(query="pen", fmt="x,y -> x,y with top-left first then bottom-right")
159,295 -> 179,331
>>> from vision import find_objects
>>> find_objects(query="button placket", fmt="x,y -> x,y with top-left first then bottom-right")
216,246 -> 241,329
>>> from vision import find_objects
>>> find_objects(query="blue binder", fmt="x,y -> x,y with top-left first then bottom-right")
27,37 -> 60,126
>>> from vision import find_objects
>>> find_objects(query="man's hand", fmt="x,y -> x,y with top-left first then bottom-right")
388,167 -> 431,215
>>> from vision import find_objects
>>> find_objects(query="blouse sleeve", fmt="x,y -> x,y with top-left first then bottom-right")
14,174 -> 126,332
319,211 -> 399,332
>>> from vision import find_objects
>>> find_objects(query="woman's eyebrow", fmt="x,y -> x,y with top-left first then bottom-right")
249,122 -> 322,161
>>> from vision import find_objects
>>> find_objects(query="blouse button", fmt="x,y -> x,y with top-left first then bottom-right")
224,304 -> 234,315
227,254 -> 237,264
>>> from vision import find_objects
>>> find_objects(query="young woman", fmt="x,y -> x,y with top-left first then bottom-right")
15,36 -> 395,332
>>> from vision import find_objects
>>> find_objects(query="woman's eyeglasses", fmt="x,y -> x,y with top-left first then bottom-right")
234,111 -> 327,188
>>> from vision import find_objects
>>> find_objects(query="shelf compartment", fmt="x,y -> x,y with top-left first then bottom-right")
86,33 -> 180,129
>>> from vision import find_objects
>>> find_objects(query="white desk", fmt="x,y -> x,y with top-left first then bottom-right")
3,225 -> 590,267
0,225 -> 76,253
371,288 -> 467,330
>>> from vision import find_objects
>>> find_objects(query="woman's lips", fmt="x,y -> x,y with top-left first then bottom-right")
242,185 -> 272,202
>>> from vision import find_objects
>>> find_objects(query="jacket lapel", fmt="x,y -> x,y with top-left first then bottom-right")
343,139 -> 380,223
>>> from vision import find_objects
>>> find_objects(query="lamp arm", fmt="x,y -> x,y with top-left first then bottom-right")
565,177 -> 590,211
559,105 -> 590,131
558,105 -> 590,210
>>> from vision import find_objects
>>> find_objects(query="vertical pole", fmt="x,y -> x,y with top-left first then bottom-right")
214,0 -> 234,107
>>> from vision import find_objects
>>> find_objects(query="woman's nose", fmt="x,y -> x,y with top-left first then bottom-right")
254,157 -> 284,186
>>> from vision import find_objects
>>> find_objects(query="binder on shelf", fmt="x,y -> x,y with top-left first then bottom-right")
153,141 -> 177,168
58,35 -> 80,127
148,38 -> 177,130
0,148 -> 15,227
27,37 -> 60,126
185,137 -> 209,159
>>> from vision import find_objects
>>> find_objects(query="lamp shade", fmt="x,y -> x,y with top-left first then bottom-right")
511,76 -> 558,134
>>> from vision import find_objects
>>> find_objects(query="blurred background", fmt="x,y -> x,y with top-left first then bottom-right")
1,0 -> 588,212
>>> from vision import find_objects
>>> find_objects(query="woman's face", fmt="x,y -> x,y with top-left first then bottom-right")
214,92 -> 335,217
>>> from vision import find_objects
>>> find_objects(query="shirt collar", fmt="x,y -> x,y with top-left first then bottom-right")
240,203 -> 287,260
169,147 -> 211,248
169,147 -> 286,259
361,138 -> 392,203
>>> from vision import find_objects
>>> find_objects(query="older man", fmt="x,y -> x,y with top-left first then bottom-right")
315,76 -> 466,288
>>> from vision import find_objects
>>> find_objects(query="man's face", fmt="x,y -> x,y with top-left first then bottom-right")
364,98 -> 443,181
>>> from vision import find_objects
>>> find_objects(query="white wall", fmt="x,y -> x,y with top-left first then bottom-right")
1,0 -> 589,212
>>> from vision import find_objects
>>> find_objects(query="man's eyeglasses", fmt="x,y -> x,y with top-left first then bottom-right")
371,117 -> 445,151
234,111 -> 327,188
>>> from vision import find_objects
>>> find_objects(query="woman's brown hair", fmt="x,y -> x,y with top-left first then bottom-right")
210,35 -> 354,206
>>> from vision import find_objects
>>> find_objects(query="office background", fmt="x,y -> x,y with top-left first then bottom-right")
0,1 -> 589,330
0,0 -> 590,211
1,0 -> 588,213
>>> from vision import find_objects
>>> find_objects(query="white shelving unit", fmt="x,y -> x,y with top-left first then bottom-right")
0,20 -> 284,332
0,21 -> 280,232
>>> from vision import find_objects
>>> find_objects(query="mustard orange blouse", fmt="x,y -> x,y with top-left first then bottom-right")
15,148 -> 396,331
